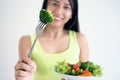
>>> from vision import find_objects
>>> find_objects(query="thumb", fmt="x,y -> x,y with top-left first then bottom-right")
31,61 -> 37,72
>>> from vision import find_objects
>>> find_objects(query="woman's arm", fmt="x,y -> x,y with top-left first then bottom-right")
76,33 -> 89,63
18,36 -> 31,58
15,36 -> 36,80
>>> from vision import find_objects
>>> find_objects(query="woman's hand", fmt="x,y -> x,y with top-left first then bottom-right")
15,57 -> 36,80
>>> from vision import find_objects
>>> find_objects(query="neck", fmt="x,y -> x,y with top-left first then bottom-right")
42,25 -> 67,39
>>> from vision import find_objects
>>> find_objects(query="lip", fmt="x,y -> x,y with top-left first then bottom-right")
54,16 -> 63,21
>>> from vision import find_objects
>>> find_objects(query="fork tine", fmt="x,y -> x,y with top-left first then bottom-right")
38,22 -> 43,29
39,23 -> 43,30
39,22 -> 46,30
41,23 -> 45,30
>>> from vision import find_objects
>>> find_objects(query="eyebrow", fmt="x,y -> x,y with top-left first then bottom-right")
51,0 -> 59,3
65,3 -> 71,6
51,0 -> 70,6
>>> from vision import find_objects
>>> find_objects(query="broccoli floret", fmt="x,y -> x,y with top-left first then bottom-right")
80,61 -> 94,70
39,9 -> 54,23
80,63 -> 88,70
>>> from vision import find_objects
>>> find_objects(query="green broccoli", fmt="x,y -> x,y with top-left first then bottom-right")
80,63 -> 88,70
39,9 -> 54,23
80,61 -> 94,70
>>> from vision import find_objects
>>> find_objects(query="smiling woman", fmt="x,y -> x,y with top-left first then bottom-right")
46,0 -> 72,28
42,0 -> 80,32
14,0 -> 89,80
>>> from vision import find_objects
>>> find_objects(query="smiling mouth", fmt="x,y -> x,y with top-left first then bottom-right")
54,16 -> 63,21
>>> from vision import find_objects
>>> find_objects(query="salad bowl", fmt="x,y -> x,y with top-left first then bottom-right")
55,71 -> 96,80
54,60 -> 103,80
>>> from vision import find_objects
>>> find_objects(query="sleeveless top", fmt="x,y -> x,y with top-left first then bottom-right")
30,30 -> 80,80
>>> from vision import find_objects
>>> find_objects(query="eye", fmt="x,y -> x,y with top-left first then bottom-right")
64,6 -> 71,10
51,2 -> 59,7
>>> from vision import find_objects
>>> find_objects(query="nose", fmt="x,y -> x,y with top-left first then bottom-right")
54,6 -> 63,15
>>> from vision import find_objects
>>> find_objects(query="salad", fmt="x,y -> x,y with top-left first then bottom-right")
55,60 -> 103,77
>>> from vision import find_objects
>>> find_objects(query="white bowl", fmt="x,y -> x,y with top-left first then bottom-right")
56,72 -> 99,80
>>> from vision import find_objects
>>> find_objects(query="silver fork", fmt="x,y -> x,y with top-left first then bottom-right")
28,21 -> 47,58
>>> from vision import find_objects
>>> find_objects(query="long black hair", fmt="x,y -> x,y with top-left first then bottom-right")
42,0 -> 80,32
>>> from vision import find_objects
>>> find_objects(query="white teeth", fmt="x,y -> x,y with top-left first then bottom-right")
54,16 -> 63,20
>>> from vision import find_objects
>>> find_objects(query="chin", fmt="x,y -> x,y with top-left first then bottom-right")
49,22 -> 64,28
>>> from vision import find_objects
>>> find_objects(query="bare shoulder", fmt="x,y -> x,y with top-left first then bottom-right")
76,32 -> 88,44
19,35 -> 31,44
19,35 -> 31,58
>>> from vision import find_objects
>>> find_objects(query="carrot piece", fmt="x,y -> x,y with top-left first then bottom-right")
79,72 -> 92,76
79,70 -> 92,76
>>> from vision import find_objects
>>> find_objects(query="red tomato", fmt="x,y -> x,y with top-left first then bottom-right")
73,64 -> 80,69
74,67 -> 80,72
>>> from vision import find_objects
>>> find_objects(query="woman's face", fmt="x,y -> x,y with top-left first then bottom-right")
47,0 -> 72,28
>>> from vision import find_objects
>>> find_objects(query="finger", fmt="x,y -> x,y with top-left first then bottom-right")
17,56 -> 36,72
16,76 -> 25,80
15,62 -> 32,72
30,61 -> 37,72
22,58 -> 36,72
22,56 -> 36,72
14,60 -> 23,71
15,70 -> 28,77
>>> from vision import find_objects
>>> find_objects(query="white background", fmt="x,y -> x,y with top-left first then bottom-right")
0,0 -> 120,80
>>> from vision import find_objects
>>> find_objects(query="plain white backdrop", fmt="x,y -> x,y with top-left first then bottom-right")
0,0 -> 120,80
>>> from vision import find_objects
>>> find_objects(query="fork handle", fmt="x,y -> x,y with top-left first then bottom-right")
28,35 -> 38,58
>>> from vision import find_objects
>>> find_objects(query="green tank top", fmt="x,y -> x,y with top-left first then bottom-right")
30,30 -> 80,80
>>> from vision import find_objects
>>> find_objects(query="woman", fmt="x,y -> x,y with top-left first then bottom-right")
15,0 -> 89,80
